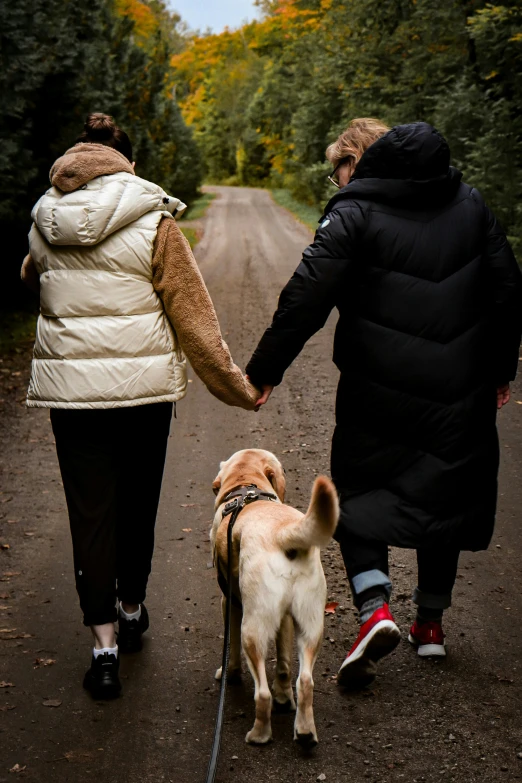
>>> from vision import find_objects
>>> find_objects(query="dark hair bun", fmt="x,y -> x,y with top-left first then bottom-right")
76,112 -> 133,162
84,113 -> 116,141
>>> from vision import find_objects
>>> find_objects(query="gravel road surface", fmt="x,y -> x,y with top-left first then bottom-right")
1,186 -> 521,783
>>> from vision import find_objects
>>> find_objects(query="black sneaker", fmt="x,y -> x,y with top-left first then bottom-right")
83,652 -> 121,699
117,604 -> 149,653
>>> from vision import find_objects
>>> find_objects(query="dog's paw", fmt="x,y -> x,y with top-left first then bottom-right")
294,731 -> 318,749
245,728 -> 273,745
215,667 -> 223,681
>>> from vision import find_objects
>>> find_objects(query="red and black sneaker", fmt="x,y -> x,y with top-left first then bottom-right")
408,619 -> 446,657
337,604 -> 400,688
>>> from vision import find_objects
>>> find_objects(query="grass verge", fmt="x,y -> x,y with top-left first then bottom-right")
182,191 -> 216,221
179,227 -> 199,249
270,189 -> 321,232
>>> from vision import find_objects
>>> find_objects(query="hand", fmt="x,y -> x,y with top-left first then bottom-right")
496,384 -> 511,410
256,385 -> 274,407
246,376 -> 274,409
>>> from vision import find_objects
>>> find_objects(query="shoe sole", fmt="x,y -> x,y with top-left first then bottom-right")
408,633 -> 446,657
337,621 -> 400,688
83,677 -> 121,700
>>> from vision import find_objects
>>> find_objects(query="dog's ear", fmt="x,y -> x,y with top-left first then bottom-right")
212,475 -> 221,496
265,462 -> 286,502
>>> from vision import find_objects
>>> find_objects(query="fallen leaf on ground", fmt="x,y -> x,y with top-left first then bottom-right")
2,633 -> 34,640
182,528 -> 192,533
0,628 -> 16,633
23,532 -> 35,538
0,682 -> 15,688
1,573 -> 21,581
1,544 -> 11,550
34,658 -> 56,669
0,704 -> 16,711
63,750 -> 94,763
9,764 -> 26,773
0,593 -> 9,599
180,503 -> 196,508
325,602 -> 339,614
42,699 -> 62,707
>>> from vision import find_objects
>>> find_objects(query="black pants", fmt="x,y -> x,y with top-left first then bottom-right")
51,403 -> 173,626
337,531 -> 460,611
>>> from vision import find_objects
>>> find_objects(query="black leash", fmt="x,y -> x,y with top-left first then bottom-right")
205,485 -> 277,783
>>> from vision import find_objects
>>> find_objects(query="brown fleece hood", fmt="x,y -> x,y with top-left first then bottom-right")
50,143 -> 135,193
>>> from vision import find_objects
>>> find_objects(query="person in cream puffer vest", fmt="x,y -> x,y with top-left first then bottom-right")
22,113 -> 259,699
27,148 -> 188,408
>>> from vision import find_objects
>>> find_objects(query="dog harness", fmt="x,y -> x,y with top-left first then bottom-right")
217,484 -> 278,608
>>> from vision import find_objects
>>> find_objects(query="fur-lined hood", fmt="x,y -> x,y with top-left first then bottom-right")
50,143 -> 135,192
32,143 -> 186,247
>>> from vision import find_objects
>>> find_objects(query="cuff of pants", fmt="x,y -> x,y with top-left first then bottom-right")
352,569 -> 392,601
82,606 -> 118,627
412,587 -> 452,610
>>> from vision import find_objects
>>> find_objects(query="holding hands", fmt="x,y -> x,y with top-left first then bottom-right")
246,376 -> 274,411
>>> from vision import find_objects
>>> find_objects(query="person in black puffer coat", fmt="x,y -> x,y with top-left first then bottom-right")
246,119 -> 522,688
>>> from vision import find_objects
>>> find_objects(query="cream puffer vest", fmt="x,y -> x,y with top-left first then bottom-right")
27,171 -> 188,408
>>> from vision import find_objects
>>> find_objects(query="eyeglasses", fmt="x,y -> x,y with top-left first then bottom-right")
327,156 -> 354,188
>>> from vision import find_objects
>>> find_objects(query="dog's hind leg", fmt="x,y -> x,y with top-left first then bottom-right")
293,630 -> 321,748
242,629 -> 273,744
273,613 -> 296,712
215,597 -> 242,683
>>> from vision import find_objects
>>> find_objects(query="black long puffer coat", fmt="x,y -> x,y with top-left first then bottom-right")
246,122 -> 522,551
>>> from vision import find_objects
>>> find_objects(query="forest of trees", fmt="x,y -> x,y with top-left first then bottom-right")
1,0 -> 521,307
0,0 -> 201,304
172,0 -> 522,255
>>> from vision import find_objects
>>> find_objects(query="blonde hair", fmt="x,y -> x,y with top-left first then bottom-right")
326,118 -> 390,168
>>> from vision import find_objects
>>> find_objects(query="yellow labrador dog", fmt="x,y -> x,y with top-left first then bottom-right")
211,449 -> 338,746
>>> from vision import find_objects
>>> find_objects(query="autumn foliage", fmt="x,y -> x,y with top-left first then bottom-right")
172,0 -> 522,254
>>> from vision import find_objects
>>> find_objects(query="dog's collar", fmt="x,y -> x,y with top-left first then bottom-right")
221,484 -> 278,517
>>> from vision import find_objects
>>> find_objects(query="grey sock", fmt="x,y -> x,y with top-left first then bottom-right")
359,594 -> 386,625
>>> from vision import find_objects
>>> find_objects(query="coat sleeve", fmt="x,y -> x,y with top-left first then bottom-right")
20,253 -> 40,295
246,205 -> 363,387
152,217 -> 259,410
482,204 -> 522,385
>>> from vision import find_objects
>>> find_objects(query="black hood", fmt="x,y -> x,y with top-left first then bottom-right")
324,122 -> 462,214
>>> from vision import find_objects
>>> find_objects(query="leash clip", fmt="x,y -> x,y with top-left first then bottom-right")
222,498 -> 239,517
243,489 -> 258,504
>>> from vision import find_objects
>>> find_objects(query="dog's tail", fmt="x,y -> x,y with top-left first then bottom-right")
278,475 -> 339,551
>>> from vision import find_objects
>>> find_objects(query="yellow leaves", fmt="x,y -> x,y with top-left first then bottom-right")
485,70 -> 499,80
509,32 -> 522,43
115,0 -> 157,43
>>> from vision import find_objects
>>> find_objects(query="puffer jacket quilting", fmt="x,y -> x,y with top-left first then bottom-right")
247,122 -> 522,550
28,169 -> 188,408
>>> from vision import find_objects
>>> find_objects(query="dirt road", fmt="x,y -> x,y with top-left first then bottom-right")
1,187 -> 521,783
